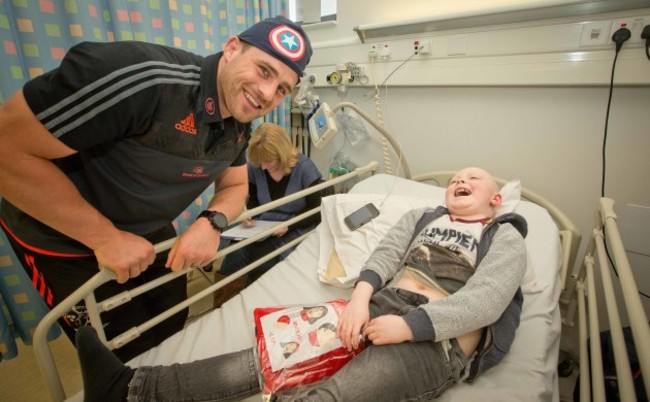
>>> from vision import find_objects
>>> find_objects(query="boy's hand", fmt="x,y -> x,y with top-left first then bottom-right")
364,315 -> 413,345
337,297 -> 369,351
337,280 -> 374,351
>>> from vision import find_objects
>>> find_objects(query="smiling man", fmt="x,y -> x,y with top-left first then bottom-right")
0,15 -> 312,362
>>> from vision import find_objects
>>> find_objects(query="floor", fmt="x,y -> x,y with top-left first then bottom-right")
0,267 -> 580,402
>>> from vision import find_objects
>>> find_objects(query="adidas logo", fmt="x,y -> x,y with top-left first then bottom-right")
175,113 -> 197,135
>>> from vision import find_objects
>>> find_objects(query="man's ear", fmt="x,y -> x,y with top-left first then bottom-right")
221,36 -> 242,61
490,193 -> 503,207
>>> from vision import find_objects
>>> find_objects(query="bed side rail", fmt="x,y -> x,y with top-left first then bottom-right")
32,161 -> 379,402
573,198 -> 650,402
411,171 -> 581,293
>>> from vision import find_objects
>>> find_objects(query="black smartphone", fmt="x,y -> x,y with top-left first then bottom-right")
344,203 -> 380,231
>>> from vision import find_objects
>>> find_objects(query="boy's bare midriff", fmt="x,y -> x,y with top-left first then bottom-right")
395,270 -> 483,358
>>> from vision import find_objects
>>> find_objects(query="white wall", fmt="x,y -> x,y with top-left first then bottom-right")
299,0 -> 650,328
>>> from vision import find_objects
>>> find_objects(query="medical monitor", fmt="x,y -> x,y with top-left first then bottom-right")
308,103 -> 337,149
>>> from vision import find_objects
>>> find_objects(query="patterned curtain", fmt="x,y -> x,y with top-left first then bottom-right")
0,0 -> 290,129
0,0 -> 288,361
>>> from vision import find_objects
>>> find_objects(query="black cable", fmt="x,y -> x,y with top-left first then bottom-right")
380,52 -> 417,87
601,28 -> 631,197
600,28 -> 649,300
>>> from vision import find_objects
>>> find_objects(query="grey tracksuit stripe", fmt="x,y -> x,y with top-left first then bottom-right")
37,61 -> 201,138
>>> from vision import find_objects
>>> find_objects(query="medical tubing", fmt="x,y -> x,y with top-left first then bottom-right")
373,85 -> 394,175
329,103 -> 410,180
371,52 -> 417,179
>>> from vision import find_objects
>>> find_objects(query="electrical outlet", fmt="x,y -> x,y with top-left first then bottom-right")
413,39 -> 432,55
611,17 -> 646,44
380,43 -> 391,59
368,44 -> 378,60
579,21 -> 612,47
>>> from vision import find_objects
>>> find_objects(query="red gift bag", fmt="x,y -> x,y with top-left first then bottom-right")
254,299 -> 365,398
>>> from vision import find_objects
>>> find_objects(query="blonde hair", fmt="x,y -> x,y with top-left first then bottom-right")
247,122 -> 299,175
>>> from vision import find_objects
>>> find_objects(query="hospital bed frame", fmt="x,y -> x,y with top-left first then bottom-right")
31,162 -> 605,402
563,198 -> 650,402
32,161 -> 379,402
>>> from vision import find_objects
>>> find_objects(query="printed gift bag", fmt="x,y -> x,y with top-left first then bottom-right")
254,299 -> 365,399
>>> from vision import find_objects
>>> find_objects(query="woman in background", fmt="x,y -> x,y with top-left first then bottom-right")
214,123 -> 325,305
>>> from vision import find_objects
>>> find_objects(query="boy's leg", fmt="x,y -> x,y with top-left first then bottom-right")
276,287 -> 468,401
277,340 -> 465,402
77,326 -> 261,402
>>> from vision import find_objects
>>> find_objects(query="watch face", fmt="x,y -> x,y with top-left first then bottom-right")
210,212 -> 228,230
199,210 -> 228,231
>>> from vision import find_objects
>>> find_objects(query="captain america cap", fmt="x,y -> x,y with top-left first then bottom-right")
238,16 -> 312,77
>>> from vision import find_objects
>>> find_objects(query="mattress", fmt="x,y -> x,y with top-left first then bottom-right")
80,173 -> 563,401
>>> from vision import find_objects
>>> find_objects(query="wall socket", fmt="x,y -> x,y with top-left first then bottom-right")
380,43 -> 391,59
579,21 -> 612,47
611,17 -> 646,44
413,39 -> 432,55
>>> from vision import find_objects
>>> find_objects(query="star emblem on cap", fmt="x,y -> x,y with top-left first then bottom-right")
280,33 -> 298,50
269,25 -> 305,61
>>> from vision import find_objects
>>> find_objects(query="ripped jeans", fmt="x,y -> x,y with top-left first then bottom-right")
127,287 -> 468,402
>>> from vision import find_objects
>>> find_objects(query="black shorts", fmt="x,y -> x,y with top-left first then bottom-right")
5,224 -> 188,362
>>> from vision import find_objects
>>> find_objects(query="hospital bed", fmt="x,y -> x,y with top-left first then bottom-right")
561,198 -> 650,402
33,162 -> 584,402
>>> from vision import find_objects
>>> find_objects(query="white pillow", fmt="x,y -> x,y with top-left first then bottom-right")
497,180 -> 546,293
497,179 -> 521,215
318,194 -> 436,288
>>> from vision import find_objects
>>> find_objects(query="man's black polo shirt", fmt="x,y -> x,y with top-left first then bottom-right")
0,41 -> 251,255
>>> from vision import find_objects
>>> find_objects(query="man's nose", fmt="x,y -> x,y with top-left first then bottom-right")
258,82 -> 278,106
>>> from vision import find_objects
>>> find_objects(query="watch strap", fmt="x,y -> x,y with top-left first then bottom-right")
197,210 -> 228,232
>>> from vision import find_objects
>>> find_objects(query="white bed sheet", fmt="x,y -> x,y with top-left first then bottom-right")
87,174 -> 562,401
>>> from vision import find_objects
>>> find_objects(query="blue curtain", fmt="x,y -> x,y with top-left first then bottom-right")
0,0 -> 290,128
0,0 -> 287,361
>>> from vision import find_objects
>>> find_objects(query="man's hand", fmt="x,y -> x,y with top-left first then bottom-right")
364,315 -> 413,345
166,218 -> 221,271
93,231 -> 156,284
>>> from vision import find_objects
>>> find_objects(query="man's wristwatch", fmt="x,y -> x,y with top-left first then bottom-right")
197,210 -> 228,232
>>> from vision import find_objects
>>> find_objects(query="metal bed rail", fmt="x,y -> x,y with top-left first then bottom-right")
575,198 -> 649,402
32,161 -> 379,402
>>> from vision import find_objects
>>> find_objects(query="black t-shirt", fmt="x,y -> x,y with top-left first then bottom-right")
0,41 -> 250,254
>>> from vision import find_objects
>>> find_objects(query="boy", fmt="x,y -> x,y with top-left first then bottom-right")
76,167 -> 527,401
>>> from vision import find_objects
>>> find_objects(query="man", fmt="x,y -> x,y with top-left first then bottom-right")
0,15 -> 312,362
